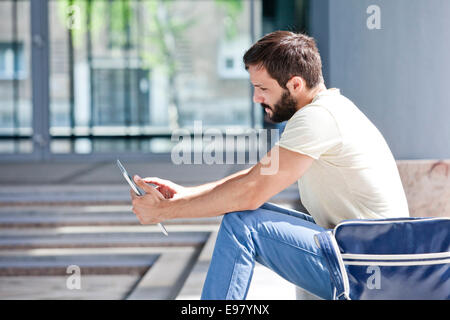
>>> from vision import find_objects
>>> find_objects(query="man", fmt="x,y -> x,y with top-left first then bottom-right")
130,31 -> 410,300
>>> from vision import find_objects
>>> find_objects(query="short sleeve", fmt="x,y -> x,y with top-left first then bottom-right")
275,106 -> 342,160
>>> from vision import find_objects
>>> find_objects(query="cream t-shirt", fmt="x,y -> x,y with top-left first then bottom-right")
276,88 -> 410,229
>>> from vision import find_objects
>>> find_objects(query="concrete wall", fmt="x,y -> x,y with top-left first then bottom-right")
309,0 -> 450,160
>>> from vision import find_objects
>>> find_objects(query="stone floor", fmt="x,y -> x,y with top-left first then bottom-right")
2,159 -> 448,300
0,160 -> 310,300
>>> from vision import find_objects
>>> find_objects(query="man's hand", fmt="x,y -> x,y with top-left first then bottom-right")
140,177 -> 187,199
130,175 -> 169,225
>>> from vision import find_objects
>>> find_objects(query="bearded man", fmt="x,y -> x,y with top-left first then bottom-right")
130,31 -> 409,300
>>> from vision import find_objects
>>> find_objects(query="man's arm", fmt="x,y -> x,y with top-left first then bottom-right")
130,146 -> 314,224
186,166 -> 253,195
136,167 -> 252,200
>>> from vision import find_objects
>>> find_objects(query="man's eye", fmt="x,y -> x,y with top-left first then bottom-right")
260,88 -> 267,91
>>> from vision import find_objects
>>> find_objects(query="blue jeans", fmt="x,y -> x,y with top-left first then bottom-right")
201,202 -> 333,300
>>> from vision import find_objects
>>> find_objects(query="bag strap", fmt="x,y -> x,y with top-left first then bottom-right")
315,231 -> 350,300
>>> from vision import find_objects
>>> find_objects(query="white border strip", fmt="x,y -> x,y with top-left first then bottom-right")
337,217 -> 450,226
333,217 -> 450,235
329,231 -> 351,299
344,258 -> 450,266
333,217 -> 450,236
342,252 -> 450,261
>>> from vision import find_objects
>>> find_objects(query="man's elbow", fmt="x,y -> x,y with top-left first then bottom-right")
238,198 -> 261,212
247,198 -> 264,211
242,182 -> 265,211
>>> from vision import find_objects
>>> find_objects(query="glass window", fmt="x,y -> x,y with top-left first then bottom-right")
0,0 -> 32,154
0,42 -> 26,79
49,0 -> 255,154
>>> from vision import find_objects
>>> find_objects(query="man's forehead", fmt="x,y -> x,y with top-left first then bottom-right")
248,65 -> 275,85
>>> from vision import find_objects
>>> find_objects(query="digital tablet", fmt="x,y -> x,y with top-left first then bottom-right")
117,159 -> 169,236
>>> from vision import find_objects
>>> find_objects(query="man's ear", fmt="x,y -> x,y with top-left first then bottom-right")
286,76 -> 305,95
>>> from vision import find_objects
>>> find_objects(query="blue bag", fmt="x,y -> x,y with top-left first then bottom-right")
315,217 -> 450,300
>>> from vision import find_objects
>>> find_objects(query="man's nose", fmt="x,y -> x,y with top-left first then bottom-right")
253,91 -> 264,104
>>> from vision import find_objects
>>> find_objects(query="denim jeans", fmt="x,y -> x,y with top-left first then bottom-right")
201,202 -> 334,300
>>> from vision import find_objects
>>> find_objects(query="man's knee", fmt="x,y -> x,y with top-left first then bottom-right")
221,209 -> 261,236
222,210 -> 247,227
219,210 -> 257,254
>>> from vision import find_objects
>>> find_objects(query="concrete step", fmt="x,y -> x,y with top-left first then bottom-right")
0,205 -> 222,228
127,247 -> 199,300
177,231 -> 219,300
0,275 -> 139,300
0,162 -> 250,186
0,226 -> 210,250
0,185 -> 135,205
0,247 -> 197,278
0,250 -> 159,276
0,184 -> 301,207
0,247 -> 201,299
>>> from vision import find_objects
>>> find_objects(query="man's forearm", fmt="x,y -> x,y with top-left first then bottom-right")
186,166 -> 253,195
133,146 -> 313,225
164,167 -> 256,220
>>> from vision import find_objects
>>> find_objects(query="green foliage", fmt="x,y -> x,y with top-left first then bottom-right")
57,0 -> 198,75
56,0 -> 107,47
214,0 -> 243,40
56,0 -> 244,129
58,0 -> 243,70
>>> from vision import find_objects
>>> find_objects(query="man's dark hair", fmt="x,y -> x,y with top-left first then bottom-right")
243,31 -> 323,89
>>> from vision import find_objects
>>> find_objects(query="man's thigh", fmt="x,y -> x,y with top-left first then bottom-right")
260,202 -> 315,223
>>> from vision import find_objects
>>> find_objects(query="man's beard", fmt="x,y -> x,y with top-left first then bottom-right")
261,90 -> 298,123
